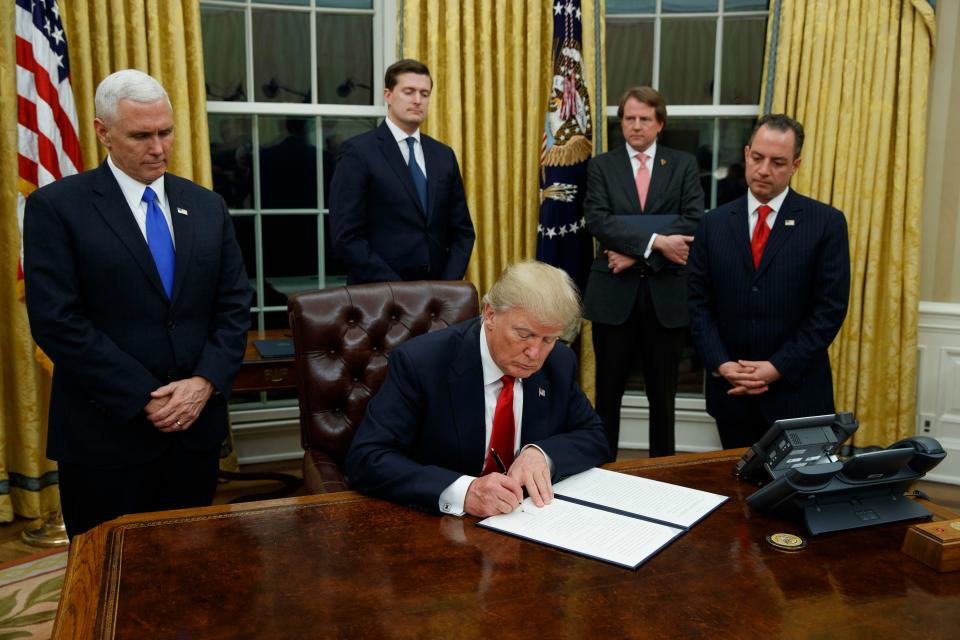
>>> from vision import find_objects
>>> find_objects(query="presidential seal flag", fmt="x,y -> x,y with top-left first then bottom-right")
15,0 -> 83,299
536,0 -> 593,292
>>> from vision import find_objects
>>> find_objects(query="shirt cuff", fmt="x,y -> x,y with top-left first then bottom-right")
439,475 -> 475,516
643,233 -> 657,259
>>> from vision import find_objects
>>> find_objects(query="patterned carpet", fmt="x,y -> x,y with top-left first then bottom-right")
0,548 -> 67,640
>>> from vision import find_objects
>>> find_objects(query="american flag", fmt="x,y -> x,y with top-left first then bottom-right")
15,0 -> 82,293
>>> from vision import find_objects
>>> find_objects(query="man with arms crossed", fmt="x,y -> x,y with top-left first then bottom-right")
583,87 -> 705,459
346,261 -> 610,516
24,70 -> 252,537
330,58 -> 475,284
688,114 -> 850,448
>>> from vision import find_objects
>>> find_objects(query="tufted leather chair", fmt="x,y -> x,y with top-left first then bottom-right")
288,280 -> 479,494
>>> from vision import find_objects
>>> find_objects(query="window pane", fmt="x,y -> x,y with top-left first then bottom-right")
317,0 -> 374,8
252,10 -> 312,103
258,0 -> 309,6
262,214 -> 319,288
725,0 -> 769,11
660,117 -> 714,206
605,0 -> 655,13
720,16 -> 766,105
605,20 -> 654,106
210,114 -> 253,209
231,214 -> 256,283
659,18 -> 716,105
663,0 -> 717,11
716,117 -> 755,206
317,14 -> 374,105
260,116 -> 318,209
201,6 -> 246,102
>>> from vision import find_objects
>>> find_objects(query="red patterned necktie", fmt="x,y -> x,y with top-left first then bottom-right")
482,375 -> 516,475
635,154 -> 650,209
751,204 -> 773,268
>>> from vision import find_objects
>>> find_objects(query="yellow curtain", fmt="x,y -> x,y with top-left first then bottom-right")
0,0 -> 220,522
760,0 -> 936,446
400,0 -> 602,397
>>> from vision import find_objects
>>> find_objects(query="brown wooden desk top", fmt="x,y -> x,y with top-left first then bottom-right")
55,451 -> 960,639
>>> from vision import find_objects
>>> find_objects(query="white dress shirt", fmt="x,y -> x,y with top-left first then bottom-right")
106,155 -> 175,247
384,116 -> 427,178
625,140 -> 658,258
746,186 -> 790,239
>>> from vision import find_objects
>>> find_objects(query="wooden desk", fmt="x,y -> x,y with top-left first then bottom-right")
55,451 -> 960,639
233,329 -> 297,393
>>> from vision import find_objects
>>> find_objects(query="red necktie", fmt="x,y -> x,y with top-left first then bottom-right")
751,204 -> 773,268
635,154 -> 650,209
482,375 -> 516,475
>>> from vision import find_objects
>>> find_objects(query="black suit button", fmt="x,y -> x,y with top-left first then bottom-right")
751,286 -> 759,292
167,321 -> 176,330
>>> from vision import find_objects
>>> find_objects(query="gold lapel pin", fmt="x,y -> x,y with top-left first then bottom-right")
660,158 -> 667,166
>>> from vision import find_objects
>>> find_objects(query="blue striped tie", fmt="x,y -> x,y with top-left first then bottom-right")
142,186 -> 175,298
405,137 -> 428,214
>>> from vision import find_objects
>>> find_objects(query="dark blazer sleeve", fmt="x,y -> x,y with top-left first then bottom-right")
344,347 -> 462,513
527,348 -> 610,478
24,187 -> 161,422
646,150 -> 705,273
188,191 -> 253,398
768,208 -> 850,383
583,154 -> 650,257
329,137 -> 403,283
687,209 -> 732,374
437,149 -> 474,280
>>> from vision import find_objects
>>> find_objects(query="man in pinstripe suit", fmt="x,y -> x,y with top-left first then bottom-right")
688,114 -> 850,449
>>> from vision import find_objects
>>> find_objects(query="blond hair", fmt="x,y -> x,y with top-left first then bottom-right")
482,261 -> 582,340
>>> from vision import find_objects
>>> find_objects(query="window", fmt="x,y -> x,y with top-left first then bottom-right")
605,0 -> 769,397
200,0 -> 391,408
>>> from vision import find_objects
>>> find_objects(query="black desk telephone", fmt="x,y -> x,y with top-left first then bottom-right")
735,413 -> 947,535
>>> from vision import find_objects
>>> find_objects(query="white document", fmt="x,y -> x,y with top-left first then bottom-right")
552,467 -> 728,529
477,467 -> 728,569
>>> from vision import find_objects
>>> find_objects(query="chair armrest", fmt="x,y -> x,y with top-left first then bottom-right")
302,450 -> 350,494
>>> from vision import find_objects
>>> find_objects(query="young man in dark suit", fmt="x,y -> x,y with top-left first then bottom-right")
329,59 -> 475,284
345,261 -> 609,517
24,70 -> 252,538
582,87 -> 705,459
688,114 -> 851,448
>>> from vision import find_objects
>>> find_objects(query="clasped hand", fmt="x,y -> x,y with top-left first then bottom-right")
144,376 -> 214,432
652,234 -> 694,265
718,360 -> 781,396
464,447 -> 554,517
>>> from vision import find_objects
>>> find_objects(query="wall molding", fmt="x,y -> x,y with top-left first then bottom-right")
916,301 -> 960,484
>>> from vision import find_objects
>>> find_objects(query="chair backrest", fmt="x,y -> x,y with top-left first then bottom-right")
288,280 -> 479,484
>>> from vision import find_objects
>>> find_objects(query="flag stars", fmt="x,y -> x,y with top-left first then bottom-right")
564,2 -> 574,16
51,26 -> 64,46
554,2 -> 563,15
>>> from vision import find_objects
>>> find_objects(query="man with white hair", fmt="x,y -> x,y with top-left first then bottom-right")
346,260 -> 609,517
24,69 -> 252,537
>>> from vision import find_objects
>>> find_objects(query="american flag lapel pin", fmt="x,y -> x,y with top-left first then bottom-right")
785,219 -> 795,226
177,207 -> 189,216
539,387 -> 546,398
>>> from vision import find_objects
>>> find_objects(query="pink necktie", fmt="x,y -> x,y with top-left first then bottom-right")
751,204 -> 773,268
635,154 -> 650,209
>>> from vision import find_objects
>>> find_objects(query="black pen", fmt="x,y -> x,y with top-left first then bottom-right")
489,448 -> 525,512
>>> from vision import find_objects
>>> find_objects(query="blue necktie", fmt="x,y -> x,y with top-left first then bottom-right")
405,137 -> 428,214
142,186 -> 175,298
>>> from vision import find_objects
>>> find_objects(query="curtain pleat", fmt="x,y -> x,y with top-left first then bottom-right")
761,0 -> 935,446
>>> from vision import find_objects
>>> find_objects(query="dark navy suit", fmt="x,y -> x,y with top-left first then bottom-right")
687,189 -> 850,447
582,145 -> 704,458
329,121 -> 475,284
24,163 -> 251,534
344,319 -> 610,513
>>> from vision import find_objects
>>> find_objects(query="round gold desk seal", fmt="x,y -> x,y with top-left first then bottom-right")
766,532 -> 807,551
